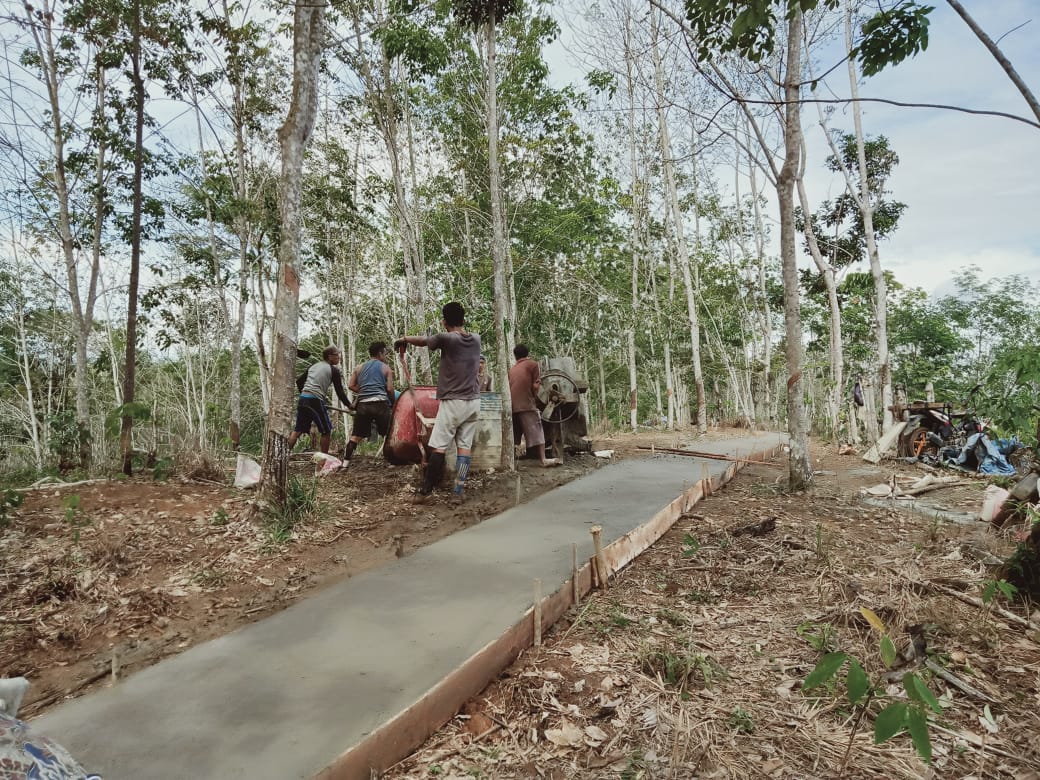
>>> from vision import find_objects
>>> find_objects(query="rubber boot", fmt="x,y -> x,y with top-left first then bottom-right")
342,439 -> 358,462
420,451 -> 445,496
453,454 -> 471,496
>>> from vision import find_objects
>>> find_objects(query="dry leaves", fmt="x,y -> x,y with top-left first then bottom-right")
384,448 -> 1040,779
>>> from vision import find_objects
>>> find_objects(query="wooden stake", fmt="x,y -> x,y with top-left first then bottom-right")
533,579 -> 542,647
590,525 -> 608,590
571,543 -> 579,606
515,475 -> 521,506
701,463 -> 711,496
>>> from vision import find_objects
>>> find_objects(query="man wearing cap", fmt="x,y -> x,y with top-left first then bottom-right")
289,345 -> 351,455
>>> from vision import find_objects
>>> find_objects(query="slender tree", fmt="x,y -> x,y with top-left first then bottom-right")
452,0 -> 521,469
259,0 -> 326,506
683,0 -> 932,488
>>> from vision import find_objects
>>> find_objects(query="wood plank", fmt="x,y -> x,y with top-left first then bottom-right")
862,421 -> 907,464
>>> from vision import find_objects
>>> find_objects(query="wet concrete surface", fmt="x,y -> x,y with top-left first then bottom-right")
33,433 -> 783,779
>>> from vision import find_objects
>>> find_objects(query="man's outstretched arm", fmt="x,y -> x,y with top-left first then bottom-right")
395,335 -> 430,349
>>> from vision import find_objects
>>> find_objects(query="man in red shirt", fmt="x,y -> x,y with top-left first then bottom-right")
508,344 -> 560,467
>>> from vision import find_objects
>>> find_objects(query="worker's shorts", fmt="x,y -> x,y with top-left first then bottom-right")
512,410 -> 545,448
294,395 -> 332,435
352,400 -> 391,439
429,398 -> 481,452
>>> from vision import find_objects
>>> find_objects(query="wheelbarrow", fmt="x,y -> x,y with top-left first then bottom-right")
383,347 -> 439,465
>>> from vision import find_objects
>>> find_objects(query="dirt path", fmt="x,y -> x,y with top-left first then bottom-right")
381,445 -> 1040,780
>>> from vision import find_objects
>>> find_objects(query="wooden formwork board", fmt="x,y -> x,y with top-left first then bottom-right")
317,444 -> 780,780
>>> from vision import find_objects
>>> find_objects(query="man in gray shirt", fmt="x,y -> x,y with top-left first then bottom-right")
289,345 -> 352,455
395,302 -> 481,497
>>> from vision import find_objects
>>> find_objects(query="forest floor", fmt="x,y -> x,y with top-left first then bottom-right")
2,432 -> 1038,780
378,445 -> 1040,780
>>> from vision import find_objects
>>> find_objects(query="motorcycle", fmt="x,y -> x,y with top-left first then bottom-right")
896,385 -> 984,460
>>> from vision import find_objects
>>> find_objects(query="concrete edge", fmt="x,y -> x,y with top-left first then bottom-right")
316,443 -> 780,780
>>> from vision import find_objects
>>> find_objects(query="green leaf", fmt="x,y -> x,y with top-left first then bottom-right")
904,673 -> 943,714
982,580 -> 997,604
880,635 -> 898,668
997,580 -> 1018,600
874,702 -> 908,744
804,652 -> 846,690
906,707 -> 932,763
846,658 -> 870,704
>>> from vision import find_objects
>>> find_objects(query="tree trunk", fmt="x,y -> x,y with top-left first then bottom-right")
748,151 -> 773,426
484,16 -> 514,470
624,13 -> 641,434
120,0 -> 145,475
796,169 -> 842,436
26,0 -> 100,469
650,11 -> 705,433
259,0 -> 326,507
844,2 -> 892,429
778,13 -> 813,490
664,341 -> 675,429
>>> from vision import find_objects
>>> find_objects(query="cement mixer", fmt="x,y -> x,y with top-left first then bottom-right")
537,357 -> 590,457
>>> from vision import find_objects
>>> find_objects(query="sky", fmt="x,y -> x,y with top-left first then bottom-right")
548,1 -> 1040,298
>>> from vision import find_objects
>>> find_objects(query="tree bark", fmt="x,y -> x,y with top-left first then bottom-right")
778,12 -> 813,489
25,0 -> 102,469
485,16 -> 515,470
120,0 -> 146,475
796,162 -> 842,436
843,2 -> 892,429
650,10 -> 706,433
624,11 -> 641,434
259,0 -> 326,507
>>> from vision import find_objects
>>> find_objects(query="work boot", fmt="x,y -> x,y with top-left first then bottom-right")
419,451 -> 446,496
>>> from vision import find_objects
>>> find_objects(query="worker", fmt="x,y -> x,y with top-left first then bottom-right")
395,302 -> 481,498
508,344 -> 560,467
341,341 -> 395,465
477,354 -> 493,392
289,345 -> 351,455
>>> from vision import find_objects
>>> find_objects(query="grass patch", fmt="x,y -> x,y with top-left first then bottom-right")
264,476 -> 321,543
639,641 -> 727,691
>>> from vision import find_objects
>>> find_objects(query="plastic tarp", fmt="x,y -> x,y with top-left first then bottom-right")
951,432 -> 1017,476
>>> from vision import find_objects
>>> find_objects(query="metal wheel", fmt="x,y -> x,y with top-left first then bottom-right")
908,426 -> 938,458
538,370 -> 580,424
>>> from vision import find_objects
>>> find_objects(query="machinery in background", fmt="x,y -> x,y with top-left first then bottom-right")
537,357 -> 591,457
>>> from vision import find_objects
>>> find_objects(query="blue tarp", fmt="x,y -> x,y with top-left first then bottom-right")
951,432 -> 1017,476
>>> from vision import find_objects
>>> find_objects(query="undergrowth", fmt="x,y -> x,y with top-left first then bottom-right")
263,476 -> 322,543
